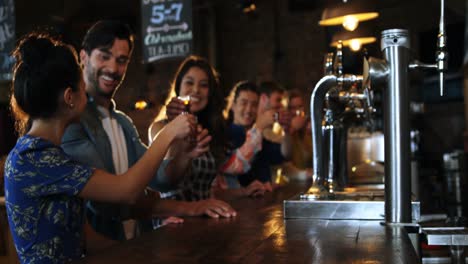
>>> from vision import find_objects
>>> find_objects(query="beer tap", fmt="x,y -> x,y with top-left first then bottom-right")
304,42 -> 373,197
361,0 -> 447,225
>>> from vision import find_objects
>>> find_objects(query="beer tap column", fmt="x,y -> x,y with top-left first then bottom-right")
381,29 -> 412,224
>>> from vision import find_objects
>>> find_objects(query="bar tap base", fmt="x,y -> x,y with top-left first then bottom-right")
284,188 -> 420,221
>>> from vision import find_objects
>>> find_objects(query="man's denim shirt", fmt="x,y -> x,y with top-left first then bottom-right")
61,95 -> 172,240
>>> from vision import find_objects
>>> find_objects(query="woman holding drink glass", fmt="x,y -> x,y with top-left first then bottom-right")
148,55 -> 226,202
148,56 -> 266,204
4,33 -> 196,263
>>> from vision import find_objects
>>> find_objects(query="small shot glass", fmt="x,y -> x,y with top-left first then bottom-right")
177,95 -> 191,114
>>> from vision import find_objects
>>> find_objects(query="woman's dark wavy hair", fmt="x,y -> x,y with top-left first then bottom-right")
171,55 -> 227,164
224,80 -> 259,125
10,33 -> 81,135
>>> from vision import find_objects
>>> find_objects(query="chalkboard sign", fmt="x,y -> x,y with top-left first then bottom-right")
0,0 -> 14,81
141,0 -> 192,63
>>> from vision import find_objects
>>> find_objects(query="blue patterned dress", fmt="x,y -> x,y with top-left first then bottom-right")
4,135 -> 93,264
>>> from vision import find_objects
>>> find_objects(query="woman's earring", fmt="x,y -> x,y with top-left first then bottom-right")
69,103 -> 74,108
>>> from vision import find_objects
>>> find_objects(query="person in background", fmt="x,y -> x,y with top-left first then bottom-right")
235,81 -> 305,190
281,89 -> 312,180
5,33 -> 194,264
61,21 -> 234,247
213,81 -> 275,196
148,56 -> 266,203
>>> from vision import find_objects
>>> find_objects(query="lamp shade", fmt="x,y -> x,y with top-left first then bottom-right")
319,0 -> 379,31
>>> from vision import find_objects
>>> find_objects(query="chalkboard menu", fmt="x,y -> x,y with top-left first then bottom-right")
141,0 -> 192,63
0,0 -> 14,81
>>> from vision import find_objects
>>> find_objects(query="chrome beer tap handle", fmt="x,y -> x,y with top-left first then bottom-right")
334,41 -> 344,89
323,52 -> 335,76
408,0 -> 447,96
436,0 -> 447,96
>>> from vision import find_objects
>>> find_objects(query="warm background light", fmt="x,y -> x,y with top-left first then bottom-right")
349,39 -> 362,51
331,37 -> 377,51
134,100 -> 149,110
243,4 -> 256,14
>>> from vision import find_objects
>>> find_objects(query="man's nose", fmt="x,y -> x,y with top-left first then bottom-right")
106,58 -> 118,73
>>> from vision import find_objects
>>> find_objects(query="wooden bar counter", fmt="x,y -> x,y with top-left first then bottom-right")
76,183 -> 419,263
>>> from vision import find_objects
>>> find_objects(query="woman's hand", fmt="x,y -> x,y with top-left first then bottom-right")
166,97 -> 186,121
185,125 -> 212,159
289,114 -> 306,134
165,114 -> 197,140
188,199 -> 237,218
161,216 -> 184,225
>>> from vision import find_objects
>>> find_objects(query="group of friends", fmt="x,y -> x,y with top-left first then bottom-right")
3,20 -> 312,264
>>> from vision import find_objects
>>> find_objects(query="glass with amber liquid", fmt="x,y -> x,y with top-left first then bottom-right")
177,95 -> 197,143
177,95 -> 191,113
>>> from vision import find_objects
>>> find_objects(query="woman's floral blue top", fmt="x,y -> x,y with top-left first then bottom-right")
4,135 -> 93,263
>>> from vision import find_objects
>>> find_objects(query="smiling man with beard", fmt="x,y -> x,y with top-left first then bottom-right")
61,21 -> 235,251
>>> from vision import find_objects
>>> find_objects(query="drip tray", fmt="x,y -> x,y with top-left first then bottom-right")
284,188 -> 420,221
423,227 -> 468,246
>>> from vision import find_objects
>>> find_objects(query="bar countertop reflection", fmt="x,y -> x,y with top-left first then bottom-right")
75,182 -> 419,263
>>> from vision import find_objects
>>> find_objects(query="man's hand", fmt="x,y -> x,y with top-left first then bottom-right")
263,182 -> 273,192
242,180 -> 266,197
255,109 -> 276,131
188,199 -> 237,218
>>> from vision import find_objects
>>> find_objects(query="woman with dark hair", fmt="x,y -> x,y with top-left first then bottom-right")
148,56 -> 266,203
148,55 -> 225,201
4,33 -> 194,264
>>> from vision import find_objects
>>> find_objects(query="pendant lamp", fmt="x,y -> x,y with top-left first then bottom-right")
319,0 -> 379,31
330,26 -> 377,52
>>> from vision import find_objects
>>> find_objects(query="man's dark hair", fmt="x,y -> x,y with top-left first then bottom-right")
258,81 -> 285,96
81,20 -> 134,55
